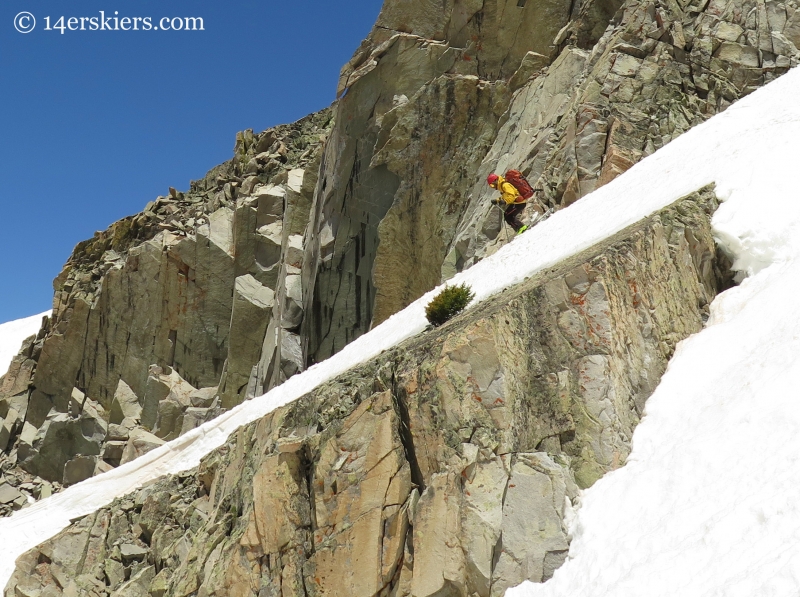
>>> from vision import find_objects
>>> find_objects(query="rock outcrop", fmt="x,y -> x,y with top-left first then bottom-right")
0,109 -> 334,490
5,189 -> 733,596
300,0 -> 797,368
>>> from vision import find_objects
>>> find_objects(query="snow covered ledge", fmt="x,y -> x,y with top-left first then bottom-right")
1,65 -> 799,591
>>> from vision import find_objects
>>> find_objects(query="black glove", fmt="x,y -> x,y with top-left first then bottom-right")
490,198 -> 500,206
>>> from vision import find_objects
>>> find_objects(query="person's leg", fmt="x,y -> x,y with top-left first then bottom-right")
503,204 -> 517,229
504,204 -> 525,232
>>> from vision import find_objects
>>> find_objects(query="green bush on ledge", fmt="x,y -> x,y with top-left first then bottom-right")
425,283 -> 476,327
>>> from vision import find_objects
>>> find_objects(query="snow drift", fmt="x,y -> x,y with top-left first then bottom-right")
2,65 -> 800,594
0,312 -> 49,379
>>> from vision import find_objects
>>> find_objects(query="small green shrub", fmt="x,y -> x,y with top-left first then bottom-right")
425,283 -> 476,327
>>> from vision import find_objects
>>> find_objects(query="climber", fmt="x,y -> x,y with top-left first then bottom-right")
487,172 -> 529,234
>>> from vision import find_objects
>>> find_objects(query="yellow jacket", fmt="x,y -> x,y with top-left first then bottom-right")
494,176 -> 525,205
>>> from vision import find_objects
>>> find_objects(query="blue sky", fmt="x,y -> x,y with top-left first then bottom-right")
0,0 -> 382,322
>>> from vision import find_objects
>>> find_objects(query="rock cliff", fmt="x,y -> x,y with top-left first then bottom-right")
0,0 -> 795,569
302,0 -> 798,369
4,189 -> 733,596
0,109 -> 333,497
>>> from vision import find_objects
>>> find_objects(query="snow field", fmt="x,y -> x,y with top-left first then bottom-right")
507,69 -> 800,596
2,66 -> 800,592
0,312 -> 50,378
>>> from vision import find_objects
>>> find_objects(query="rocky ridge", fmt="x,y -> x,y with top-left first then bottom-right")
5,188 -> 734,596
0,108 -> 333,497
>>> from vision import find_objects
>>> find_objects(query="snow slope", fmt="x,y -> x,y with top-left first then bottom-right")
504,82 -> 800,594
2,67 -> 800,591
0,312 -> 49,378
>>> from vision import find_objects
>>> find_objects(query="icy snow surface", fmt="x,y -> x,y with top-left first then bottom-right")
2,67 -> 800,591
0,312 -> 49,378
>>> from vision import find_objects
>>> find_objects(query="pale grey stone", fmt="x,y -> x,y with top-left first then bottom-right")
110,379 -> 141,425
102,441 -> 127,465
63,456 -> 98,486
18,412 -> 104,481
106,424 -> 129,441
179,407 -> 214,436
120,429 -> 165,466
490,454 -> 574,595
119,543 -> 149,564
219,275 -> 274,409
104,558 -> 125,590
0,408 -> 20,452
0,483 -> 23,504
189,386 -> 217,408
67,388 -> 85,417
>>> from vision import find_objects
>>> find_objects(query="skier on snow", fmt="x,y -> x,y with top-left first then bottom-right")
487,172 -> 529,234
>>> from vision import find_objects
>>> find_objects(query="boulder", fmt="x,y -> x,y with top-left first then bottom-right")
119,543 -> 149,564
104,558 -> 125,590
189,386 -> 217,408
0,392 -> 29,422
17,421 -> 37,446
152,399 -> 183,441
179,407 -> 215,436
110,379 -> 142,425
102,441 -> 127,466
120,429 -> 165,466
140,366 -> 196,431
148,570 -> 169,597
18,409 -> 105,482
94,460 -> 114,475
0,408 -> 20,452
63,455 -> 98,486
106,424 -> 130,441
0,483 -> 23,504
80,396 -> 107,425
220,275 -> 275,409
110,564 -> 154,597
67,387 -> 85,417
716,41 -> 760,67
281,274 -> 303,329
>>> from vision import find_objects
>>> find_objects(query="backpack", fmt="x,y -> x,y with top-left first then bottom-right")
504,169 -> 534,201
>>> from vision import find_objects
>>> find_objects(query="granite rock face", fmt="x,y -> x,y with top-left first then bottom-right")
300,0 -> 796,368
447,0 -> 799,271
301,0 -> 605,363
1,0 -> 790,491
0,109 -> 334,488
5,190 -> 733,596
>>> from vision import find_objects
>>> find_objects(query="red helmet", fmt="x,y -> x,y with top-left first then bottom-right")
487,173 -> 499,185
